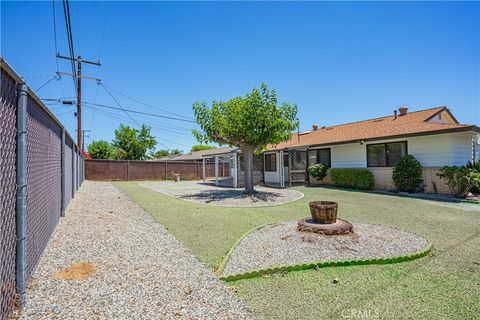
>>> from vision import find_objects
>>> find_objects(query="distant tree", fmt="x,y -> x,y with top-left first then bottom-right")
155,149 -> 170,158
112,124 -> 157,160
170,149 -> 183,156
87,140 -> 114,159
193,83 -> 298,193
154,148 -> 183,159
191,144 -> 215,152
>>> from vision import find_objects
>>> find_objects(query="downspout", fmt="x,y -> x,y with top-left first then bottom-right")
16,83 -> 28,306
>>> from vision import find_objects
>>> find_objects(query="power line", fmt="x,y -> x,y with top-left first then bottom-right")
100,83 -> 141,126
83,105 -> 180,149
83,102 -> 192,137
84,98 -> 197,124
52,0 -> 59,71
62,0 -> 77,91
101,82 -> 194,120
82,104 -> 191,145
35,75 -> 57,92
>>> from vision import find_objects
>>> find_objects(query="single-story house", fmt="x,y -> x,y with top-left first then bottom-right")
263,106 -> 479,193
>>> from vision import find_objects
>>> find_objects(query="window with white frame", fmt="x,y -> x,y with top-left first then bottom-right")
265,154 -> 277,171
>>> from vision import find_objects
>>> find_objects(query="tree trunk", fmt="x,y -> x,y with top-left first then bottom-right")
243,145 -> 255,194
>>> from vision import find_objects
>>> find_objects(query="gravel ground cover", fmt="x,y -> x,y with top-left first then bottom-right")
140,180 -> 304,207
222,222 -> 430,276
17,181 -> 252,320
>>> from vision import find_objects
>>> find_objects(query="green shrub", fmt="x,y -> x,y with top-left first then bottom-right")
308,163 -> 328,181
392,155 -> 423,192
439,161 -> 480,197
438,166 -> 470,197
466,160 -> 480,193
87,140 -> 114,159
330,168 -> 374,190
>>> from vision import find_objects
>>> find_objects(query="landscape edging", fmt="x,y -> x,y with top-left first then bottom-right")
220,243 -> 433,282
215,224 -> 270,276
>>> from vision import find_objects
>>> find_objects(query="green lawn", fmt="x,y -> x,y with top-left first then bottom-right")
115,181 -> 480,320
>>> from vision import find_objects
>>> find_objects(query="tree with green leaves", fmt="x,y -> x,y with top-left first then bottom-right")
193,83 -> 298,193
170,148 -> 183,156
112,124 -> 157,160
87,140 -> 114,159
191,144 -> 215,152
155,149 -> 170,158
154,148 -> 183,159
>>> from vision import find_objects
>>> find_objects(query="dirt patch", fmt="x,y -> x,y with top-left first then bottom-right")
53,262 -> 96,281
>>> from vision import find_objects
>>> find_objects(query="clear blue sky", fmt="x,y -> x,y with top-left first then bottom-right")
2,1 -> 479,152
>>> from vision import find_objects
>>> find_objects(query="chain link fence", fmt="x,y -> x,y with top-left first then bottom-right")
0,59 -> 85,320
0,65 -> 18,320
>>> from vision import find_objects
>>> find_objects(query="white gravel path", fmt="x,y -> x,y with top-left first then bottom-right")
17,181 -> 252,320
222,222 -> 430,276
140,181 -> 304,207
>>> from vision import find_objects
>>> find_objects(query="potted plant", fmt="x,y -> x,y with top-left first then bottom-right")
308,201 -> 338,224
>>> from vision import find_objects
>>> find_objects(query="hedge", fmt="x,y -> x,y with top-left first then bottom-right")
330,168 -> 374,190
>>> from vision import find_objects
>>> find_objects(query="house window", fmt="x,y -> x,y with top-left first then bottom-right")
308,148 -> 331,167
265,154 -> 277,171
283,154 -> 289,167
367,141 -> 407,167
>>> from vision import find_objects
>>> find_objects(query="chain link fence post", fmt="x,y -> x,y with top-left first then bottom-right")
15,83 -> 28,307
61,129 -> 66,217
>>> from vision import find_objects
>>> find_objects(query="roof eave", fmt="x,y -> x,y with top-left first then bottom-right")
268,125 -> 479,151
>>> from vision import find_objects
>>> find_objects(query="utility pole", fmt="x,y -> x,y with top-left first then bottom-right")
57,54 -> 101,151
77,57 -> 82,151
81,129 -> 91,151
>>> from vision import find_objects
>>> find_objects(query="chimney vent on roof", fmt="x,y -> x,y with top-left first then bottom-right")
399,107 -> 408,116
312,124 -> 319,131
394,110 -> 398,119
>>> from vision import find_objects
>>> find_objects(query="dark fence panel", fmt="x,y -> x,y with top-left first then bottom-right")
86,159 -> 213,181
160,161 -> 200,180
25,96 -> 63,278
85,159 -> 128,180
0,67 -> 18,320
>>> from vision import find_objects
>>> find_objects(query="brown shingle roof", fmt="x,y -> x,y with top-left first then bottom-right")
267,107 -> 475,151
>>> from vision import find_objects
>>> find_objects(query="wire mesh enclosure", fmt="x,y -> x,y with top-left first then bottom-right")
0,59 -> 85,319
237,154 -> 264,187
25,96 -> 63,278
289,150 -> 308,183
0,66 -> 18,320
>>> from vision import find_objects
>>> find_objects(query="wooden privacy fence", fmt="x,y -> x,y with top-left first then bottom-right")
85,159 -> 230,181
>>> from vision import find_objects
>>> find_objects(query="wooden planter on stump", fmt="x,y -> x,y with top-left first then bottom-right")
309,201 -> 337,224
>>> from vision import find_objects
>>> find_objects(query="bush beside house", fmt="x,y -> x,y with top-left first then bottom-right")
330,168 -> 374,190
392,155 -> 423,193
438,160 -> 480,197
308,163 -> 328,181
